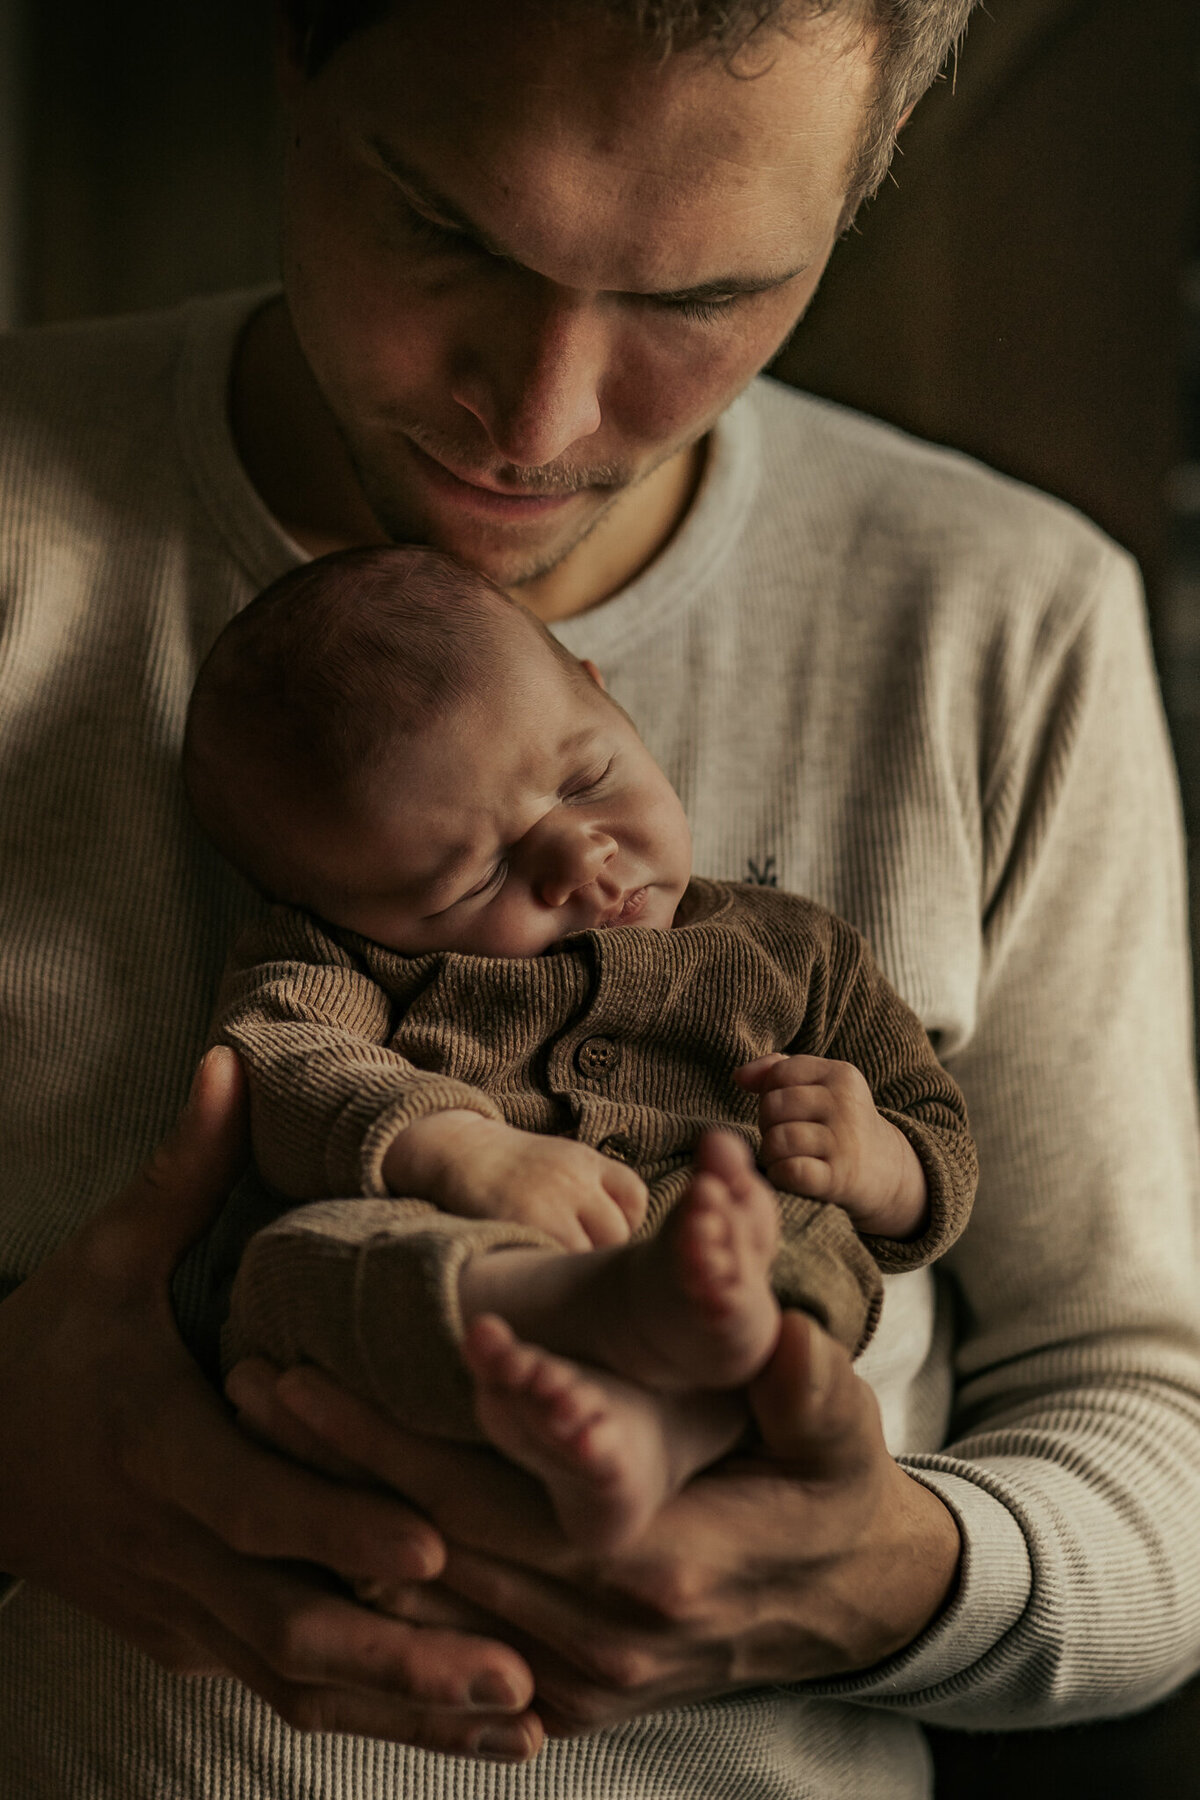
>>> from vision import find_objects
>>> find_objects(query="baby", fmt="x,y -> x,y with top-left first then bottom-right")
184,545 -> 976,1551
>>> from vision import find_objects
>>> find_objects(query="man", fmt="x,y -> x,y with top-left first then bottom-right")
1,2 -> 1198,1796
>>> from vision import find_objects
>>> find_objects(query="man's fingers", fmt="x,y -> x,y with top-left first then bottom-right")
272,1366 -> 571,1563
226,1355 -> 378,1481
141,1375 -> 446,1585
181,1545 -> 535,1714
358,1576 -> 501,1633
85,1046 -> 251,1286
436,1545 -> 730,1736
195,1602 -> 544,1759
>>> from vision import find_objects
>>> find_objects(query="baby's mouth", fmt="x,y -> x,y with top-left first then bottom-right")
599,886 -> 648,928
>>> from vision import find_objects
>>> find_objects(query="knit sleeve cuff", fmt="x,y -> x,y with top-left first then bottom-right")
0,1575 -> 21,1614
801,1466 -> 1032,1704
862,1115 -> 976,1275
324,1078 -> 506,1198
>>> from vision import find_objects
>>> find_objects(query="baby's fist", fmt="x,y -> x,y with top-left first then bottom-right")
385,1112 -> 649,1251
734,1054 -> 927,1238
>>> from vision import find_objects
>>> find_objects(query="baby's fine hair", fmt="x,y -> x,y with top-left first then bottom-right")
188,544 -> 561,783
183,543 -> 578,883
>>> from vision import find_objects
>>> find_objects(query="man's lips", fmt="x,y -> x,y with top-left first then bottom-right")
405,437 -> 586,518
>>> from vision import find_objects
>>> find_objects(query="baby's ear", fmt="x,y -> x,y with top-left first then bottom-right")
580,658 -> 606,692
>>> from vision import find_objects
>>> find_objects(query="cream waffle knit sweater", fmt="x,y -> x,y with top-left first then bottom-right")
1,291 -> 1199,1800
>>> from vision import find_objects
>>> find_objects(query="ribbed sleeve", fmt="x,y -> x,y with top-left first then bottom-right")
216,908 -> 504,1198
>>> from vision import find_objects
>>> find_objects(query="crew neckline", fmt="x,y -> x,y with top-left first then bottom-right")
551,388 -> 762,663
176,287 -> 309,592
174,286 -> 763,638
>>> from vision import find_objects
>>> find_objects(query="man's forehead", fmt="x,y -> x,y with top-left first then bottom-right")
324,2 -> 877,287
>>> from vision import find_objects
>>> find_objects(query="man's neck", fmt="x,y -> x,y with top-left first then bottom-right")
229,297 -> 704,623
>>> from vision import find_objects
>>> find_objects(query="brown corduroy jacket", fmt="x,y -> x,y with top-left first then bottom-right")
219,878 -> 976,1437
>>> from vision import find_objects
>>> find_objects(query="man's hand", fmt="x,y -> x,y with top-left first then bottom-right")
234,1304 -> 962,1738
0,1048 -> 540,1760
736,1053 -> 929,1239
383,1111 -> 649,1250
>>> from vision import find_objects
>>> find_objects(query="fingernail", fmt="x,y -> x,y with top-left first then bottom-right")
400,1537 -> 443,1582
469,1672 -> 519,1709
185,1047 -> 216,1106
473,1725 -> 533,1760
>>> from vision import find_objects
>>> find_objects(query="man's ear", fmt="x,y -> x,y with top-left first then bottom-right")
580,658 -> 606,692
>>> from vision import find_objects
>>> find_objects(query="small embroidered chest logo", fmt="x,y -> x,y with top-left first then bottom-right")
745,856 -> 778,887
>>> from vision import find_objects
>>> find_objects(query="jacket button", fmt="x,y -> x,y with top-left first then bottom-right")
575,1036 -> 618,1078
598,1133 -> 639,1165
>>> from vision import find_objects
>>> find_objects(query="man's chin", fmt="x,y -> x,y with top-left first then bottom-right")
366,487 -> 619,591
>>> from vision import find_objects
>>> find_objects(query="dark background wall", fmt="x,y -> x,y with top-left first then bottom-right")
4,1 -> 1195,606
1,4 -> 1199,1792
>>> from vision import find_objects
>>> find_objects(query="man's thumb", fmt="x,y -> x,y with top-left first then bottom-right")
92,1046 -> 250,1279
748,1310 -> 871,1474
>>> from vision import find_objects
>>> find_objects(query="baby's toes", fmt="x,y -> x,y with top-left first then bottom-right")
462,1312 -> 518,1377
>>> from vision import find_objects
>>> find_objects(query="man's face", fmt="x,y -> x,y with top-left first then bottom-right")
278,1 -> 877,594
301,648 -> 694,958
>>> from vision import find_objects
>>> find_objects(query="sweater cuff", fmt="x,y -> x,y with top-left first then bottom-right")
802,1465 -> 1032,1705
327,1080 -> 505,1198
0,1575 -> 21,1613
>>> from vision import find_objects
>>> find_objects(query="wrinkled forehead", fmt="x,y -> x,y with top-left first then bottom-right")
308,1 -> 878,290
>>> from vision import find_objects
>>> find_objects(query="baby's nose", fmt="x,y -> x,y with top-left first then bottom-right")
536,830 -> 615,907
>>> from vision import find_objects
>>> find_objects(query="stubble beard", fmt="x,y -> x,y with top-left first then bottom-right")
335,418 -> 702,590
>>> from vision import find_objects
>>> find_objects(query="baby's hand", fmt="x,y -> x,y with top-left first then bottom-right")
382,1111 -> 648,1251
734,1054 -> 928,1240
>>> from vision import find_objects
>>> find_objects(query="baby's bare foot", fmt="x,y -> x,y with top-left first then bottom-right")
463,1313 -> 743,1551
457,1133 -> 781,1398
615,1132 -> 782,1391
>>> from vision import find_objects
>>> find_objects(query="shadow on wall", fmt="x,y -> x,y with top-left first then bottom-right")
16,0 -> 279,325
776,0 -> 1198,612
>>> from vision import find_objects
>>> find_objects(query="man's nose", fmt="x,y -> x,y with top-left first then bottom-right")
451,286 -> 605,469
533,824 -> 616,908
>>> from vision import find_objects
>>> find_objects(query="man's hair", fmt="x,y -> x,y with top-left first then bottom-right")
183,543 -> 574,888
278,1 -> 977,203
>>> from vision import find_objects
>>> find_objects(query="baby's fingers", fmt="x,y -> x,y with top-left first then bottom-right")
733,1053 -> 787,1089
757,1083 -> 834,1129
600,1160 -> 649,1231
764,1153 -> 835,1198
761,1118 -> 835,1177
735,1053 -> 834,1093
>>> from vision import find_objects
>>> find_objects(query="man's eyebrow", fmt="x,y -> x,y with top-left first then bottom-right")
365,137 -> 813,301
367,138 -> 519,263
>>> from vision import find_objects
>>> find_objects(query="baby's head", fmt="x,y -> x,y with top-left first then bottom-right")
184,545 -> 692,956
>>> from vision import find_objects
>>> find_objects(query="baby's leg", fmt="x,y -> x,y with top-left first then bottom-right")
457,1130 -> 782,1392
463,1313 -> 746,1551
